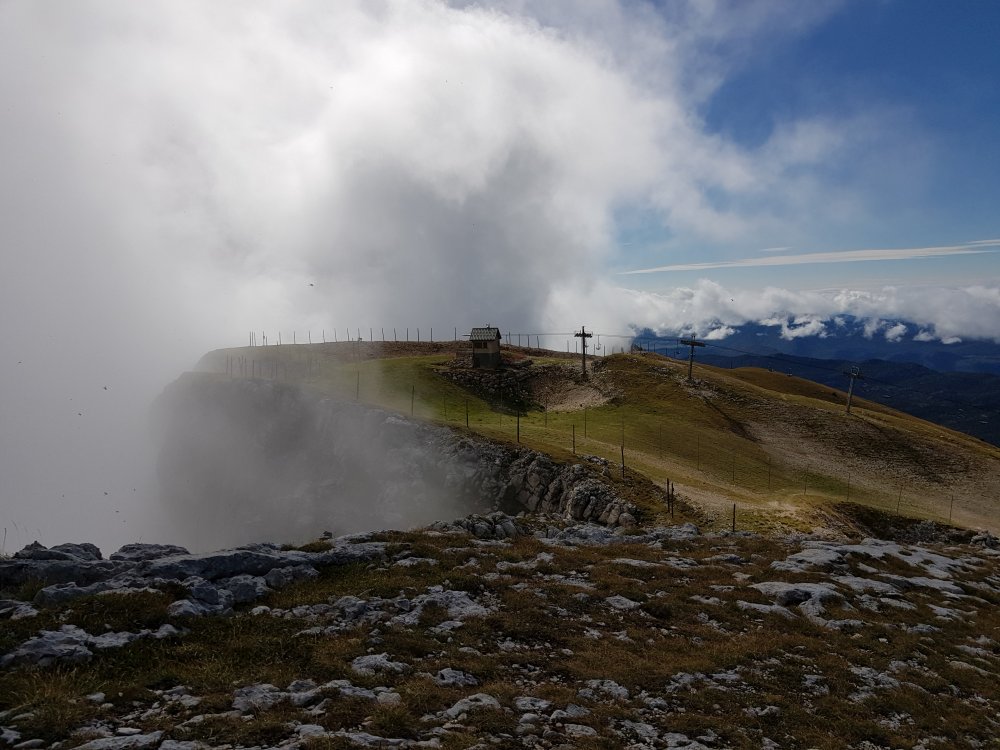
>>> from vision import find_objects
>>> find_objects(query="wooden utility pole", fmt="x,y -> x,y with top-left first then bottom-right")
680,338 -> 705,381
844,365 -> 864,414
574,326 -> 593,378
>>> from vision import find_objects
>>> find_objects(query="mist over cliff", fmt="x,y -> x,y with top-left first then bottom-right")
152,375 -> 495,550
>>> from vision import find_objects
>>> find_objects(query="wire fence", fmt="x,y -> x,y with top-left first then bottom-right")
240,327 -> 650,356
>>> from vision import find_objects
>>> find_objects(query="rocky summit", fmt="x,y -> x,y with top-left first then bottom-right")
2,515 -> 999,749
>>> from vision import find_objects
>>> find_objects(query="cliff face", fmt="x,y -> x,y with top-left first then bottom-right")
152,375 -> 637,549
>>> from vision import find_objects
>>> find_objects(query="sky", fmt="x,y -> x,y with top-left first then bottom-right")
1,0 -> 999,552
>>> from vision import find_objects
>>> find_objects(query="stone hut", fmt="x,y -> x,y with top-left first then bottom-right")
470,326 -> 502,369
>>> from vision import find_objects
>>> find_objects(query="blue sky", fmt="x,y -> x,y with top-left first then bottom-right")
616,0 -> 1000,294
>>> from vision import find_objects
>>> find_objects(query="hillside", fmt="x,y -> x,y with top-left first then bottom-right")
194,341 -> 1000,536
697,352 -> 1000,448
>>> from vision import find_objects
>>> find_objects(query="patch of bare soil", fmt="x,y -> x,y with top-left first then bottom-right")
528,363 -> 614,411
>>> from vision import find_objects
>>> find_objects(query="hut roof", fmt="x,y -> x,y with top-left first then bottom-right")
470,326 -> 501,342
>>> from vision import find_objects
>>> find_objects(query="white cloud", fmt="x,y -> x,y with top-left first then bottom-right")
554,279 -> 1000,344
621,241 -> 1000,275
884,323 -> 908,343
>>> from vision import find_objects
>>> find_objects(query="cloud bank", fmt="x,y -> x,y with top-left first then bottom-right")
567,280 -> 1000,344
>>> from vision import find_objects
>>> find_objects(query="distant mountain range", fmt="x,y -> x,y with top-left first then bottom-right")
635,317 -> 1000,375
633,318 -> 1000,446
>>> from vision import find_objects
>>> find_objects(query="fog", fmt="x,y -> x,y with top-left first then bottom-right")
2,1 -> 997,555
152,374 -> 504,552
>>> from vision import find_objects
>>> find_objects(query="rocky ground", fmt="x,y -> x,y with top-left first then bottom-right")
2,514 -> 999,750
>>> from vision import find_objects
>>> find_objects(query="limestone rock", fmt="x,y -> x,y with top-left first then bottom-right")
351,653 -> 408,676
110,543 -> 190,562
433,668 -> 479,688
443,693 -> 501,719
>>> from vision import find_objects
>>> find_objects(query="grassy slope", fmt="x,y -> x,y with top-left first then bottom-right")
197,343 -> 1000,534
3,530 -> 999,748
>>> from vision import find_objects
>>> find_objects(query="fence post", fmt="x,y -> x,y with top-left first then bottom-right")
949,495 -> 954,524
732,504 -> 736,533
621,444 -> 625,479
